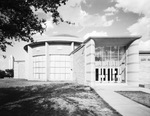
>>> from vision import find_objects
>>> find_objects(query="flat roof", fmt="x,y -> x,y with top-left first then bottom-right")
84,36 -> 141,46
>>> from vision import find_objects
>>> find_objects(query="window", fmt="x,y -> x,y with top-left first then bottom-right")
49,55 -> 71,80
95,46 -> 126,67
33,55 -> 46,80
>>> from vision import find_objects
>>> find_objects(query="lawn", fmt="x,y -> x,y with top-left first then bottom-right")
116,91 -> 150,108
0,80 -> 122,116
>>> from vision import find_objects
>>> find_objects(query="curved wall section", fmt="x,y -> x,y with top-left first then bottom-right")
127,40 -> 139,86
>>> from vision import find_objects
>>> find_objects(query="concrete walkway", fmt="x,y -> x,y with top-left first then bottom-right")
93,85 -> 150,116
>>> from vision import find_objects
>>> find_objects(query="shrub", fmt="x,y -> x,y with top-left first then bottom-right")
0,70 -> 6,78
5,69 -> 14,78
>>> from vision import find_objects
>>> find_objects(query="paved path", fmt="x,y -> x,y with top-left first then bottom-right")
93,85 -> 150,116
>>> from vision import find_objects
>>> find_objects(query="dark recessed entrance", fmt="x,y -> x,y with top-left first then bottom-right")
95,46 -> 126,83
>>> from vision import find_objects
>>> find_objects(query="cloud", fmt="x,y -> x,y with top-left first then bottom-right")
127,17 -> 150,41
83,31 -> 108,40
45,19 -> 54,29
114,0 -> 150,44
104,7 -> 118,16
139,40 -> 150,51
58,0 -> 114,27
115,0 -> 150,17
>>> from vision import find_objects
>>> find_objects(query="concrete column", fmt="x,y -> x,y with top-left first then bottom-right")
45,42 -> 49,81
27,46 -> 33,80
85,39 -> 95,86
127,40 -> 139,86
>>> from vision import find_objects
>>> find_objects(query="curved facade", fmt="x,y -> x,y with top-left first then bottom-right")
24,34 -> 83,81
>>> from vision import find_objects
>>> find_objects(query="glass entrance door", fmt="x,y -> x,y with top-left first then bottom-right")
96,67 -> 121,83
95,46 -> 126,83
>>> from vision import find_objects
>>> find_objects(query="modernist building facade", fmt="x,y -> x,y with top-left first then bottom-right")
14,34 -> 146,86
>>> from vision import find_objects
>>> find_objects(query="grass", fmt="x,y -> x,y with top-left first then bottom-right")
0,81 -> 122,116
116,91 -> 150,108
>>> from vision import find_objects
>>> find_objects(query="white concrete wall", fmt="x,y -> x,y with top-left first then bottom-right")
127,40 -> 139,86
45,42 -> 49,81
49,44 -> 71,55
85,39 -> 95,86
26,46 -> 33,80
32,46 -> 45,56
72,46 -> 85,84
139,54 -> 150,84
14,61 -> 26,79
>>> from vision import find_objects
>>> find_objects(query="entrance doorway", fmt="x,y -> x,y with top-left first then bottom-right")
96,67 -> 121,83
95,46 -> 126,83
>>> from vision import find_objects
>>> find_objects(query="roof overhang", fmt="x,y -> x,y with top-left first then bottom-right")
84,36 -> 141,47
24,39 -> 83,52
139,51 -> 150,54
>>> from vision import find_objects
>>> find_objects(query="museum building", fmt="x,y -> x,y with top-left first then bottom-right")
14,34 -> 146,86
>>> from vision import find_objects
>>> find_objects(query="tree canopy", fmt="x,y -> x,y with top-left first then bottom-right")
0,0 -> 68,51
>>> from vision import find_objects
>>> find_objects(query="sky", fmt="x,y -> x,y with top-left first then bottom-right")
1,0 -> 150,70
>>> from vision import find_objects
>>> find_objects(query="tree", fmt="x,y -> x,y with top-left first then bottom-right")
0,70 -> 5,78
0,0 -> 68,51
5,69 -> 14,77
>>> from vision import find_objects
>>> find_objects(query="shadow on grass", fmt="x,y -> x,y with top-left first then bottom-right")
0,83 -> 122,116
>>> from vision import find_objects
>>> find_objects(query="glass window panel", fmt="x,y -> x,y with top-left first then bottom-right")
51,55 -> 55,61
66,62 -> 70,67
55,68 -> 60,73
62,68 -> 66,73
61,74 -> 65,80
103,46 -> 110,61
66,68 -> 70,74
43,68 -> 46,73
59,62 -> 63,68
35,74 -> 38,79
55,62 -> 60,67
66,74 -> 70,80
59,74 -> 62,80
51,62 -> 55,67
39,68 -> 42,73
66,56 -> 70,61
119,46 -> 125,60
50,68 -> 55,73
61,56 -> 65,61
61,62 -> 65,67
41,62 -> 44,67
49,56 -> 52,61
60,68 -> 64,73
41,68 -> 44,73
38,57 -> 41,61
38,68 -> 41,73
95,47 -> 103,61
54,55 -> 57,61
38,62 -> 41,67
55,74 -> 59,80
50,74 -> 55,80
111,46 -> 118,61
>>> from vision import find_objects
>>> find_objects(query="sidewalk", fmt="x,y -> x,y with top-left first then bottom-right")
93,85 -> 150,116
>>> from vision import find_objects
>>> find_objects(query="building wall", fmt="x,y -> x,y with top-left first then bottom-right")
127,40 -> 139,86
49,44 -> 71,55
33,46 -> 45,56
84,39 -> 95,86
73,46 -> 85,84
139,54 -> 150,84
25,42 -> 77,81
14,61 -> 26,79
